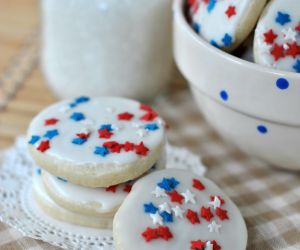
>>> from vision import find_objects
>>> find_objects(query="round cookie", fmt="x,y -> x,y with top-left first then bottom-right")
41,156 -> 165,217
113,169 -> 247,250
188,0 -> 267,52
27,96 -> 166,187
254,0 -> 300,73
32,169 -> 113,229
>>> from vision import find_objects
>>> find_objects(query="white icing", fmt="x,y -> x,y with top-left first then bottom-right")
254,0 -> 300,72
191,0 -> 253,48
114,169 -> 247,250
28,97 -> 166,166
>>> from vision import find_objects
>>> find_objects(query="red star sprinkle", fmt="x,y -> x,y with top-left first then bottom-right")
135,142 -> 149,156
295,22 -> 300,32
190,240 -> 206,250
186,209 -> 200,224
37,140 -> 50,152
167,190 -> 184,204
103,141 -> 123,153
140,103 -> 154,112
98,129 -> 113,139
210,195 -> 225,205
44,118 -> 59,126
200,206 -> 214,222
123,184 -> 132,193
105,185 -> 118,193
141,227 -> 159,242
286,42 -> 300,58
263,29 -> 278,44
225,5 -> 236,18
156,226 -> 173,241
211,240 -> 221,250
192,178 -> 205,191
271,43 -> 285,61
123,141 -> 135,152
216,207 -> 229,221
118,112 -> 134,121
76,133 -> 90,139
140,111 -> 158,122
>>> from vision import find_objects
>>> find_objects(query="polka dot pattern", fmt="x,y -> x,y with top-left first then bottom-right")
220,90 -> 229,101
257,125 -> 268,134
276,78 -> 289,90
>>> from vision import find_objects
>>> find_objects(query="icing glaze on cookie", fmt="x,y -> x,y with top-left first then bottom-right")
189,0 -> 253,49
28,97 -> 166,166
254,0 -> 300,72
113,169 -> 247,250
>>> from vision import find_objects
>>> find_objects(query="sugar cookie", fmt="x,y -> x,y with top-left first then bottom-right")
113,169 -> 247,250
32,169 -> 113,229
254,0 -> 300,73
189,0 -> 267,51
27,96 -> 166,187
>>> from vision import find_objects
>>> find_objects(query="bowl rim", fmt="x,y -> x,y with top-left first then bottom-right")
173,0 -> 300,80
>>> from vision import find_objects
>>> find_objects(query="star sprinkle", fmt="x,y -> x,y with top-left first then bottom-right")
141,226 -> 173,242
263,29 -> 278,44
208,220 -> 222,233
221,33 -> 232,47
43,129 -> 59,139
135,142 -> 149,156
98,129 -> 114,139
141,227 -> 159,242
182,189 -> 196,204
72,137 -> 88,145
210,195 -> 225,205
69,96 -> 90,108
158,202 -> 172,214
94,146 -> 109,157
216,207 -> 229,221
282,28 -> 297,42
44,118 -> 59,126
271,43 -> 284,61
123,141 -> 135,152
192,178 -> 205,191
156,226 -> 173,241
201,206 -> 214,222
157,177 -> 179,192
167,190 -> 184,204
205,241 -> 213,250
211,240 -> 221,250
37,140 -> 50,152
76,133 -> 90,139
145,123 -> 159,131
140,111 -> 158,122
207,0 -> 216,13
140,103 -> 155,112
118,112 -> 134,121
186,209 -> 200,224
293,59 -> 300,72
70,112 -> 85,122
152,186 -> 167,198
225,5 -> 236,18
160,211 -> 173,223
190,240 -> 206,250
286,42 -> 300,58
172,205 -> 184,219
137,129 -> 149,138
275,11 -> 291,26
106,185 -> 118,193
209,196 -> 221,210
99,124 -> 113,131
295,22 -> 300,32
123,184 -> 132,193
103,141 -> 123,153
28,135 -> 40,145
150,212 -> 163,225
144,202 -> 158,214
258,40 -> 272,54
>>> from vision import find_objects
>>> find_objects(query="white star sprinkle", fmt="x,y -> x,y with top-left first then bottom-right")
205,241 -> 213,250
156,118 -> 166,127
112,124 -> 123,131
78,127 -> 92,134
172,205 -> 184,218
283,43 -> 289,50
132,122 -> 144,129
150,212 -> 163,225
181,189 -> 196,204
151,186 -> 167,198
80,119 -> 95,127
258,39 -> 272,54
59,105 -> 71,113
158,202 -> 171,214
137,129 -> 148,138
282,28 -> 297,42
208,220 -> 222,233
209,196 -> 221,210
105,107 -> 116,113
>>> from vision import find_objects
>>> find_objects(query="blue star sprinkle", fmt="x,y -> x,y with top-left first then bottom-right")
222,33 -> 232,47
36,168 -> 42,176
210,40 -> 220,48
293,60 -> 300,73
145,123 -> 159,131
207,0 -> 216,13
56,176 -> 68,183
157,177 -> 180,192
28,135 -> 40,145
70,112 -> 85,122
160,211 -> 173,223
72,138 -> 87,145
43,129 -> 59,139
275,12 -> 291,26
99,124 -> 113,131
193,22 -> 200,34
94,146 -> 109,157
144,202 -> 158,214
69,96 -> 90,108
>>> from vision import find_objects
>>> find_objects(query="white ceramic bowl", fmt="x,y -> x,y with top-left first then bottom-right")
173,0 -> 300,170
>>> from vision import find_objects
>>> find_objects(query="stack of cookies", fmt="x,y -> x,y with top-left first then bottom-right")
27,96 -> 166,228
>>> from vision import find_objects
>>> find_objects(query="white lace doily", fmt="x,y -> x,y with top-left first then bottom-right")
0,137 -> 206,250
